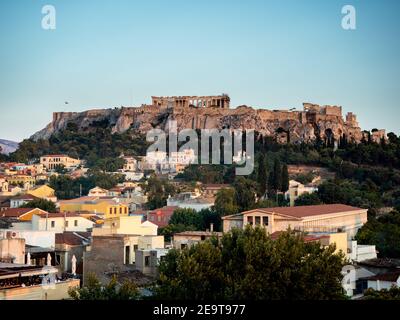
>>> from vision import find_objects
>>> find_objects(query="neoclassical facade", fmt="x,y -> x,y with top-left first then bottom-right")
152,94 -> 230,109
222,204 -> 368,241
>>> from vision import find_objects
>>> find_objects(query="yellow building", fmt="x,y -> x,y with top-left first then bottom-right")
40,154 -> 81,170
27,185 -> 56,201
59,196 -> 129,219
0,178 -> 8,193
6,175 -> 35,188
0,208 -> 48,221
92,216 -> 158,236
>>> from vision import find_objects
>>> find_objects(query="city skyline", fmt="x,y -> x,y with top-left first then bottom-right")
1,0 -> 400,141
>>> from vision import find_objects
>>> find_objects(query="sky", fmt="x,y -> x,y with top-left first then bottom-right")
0,0 -> 399,142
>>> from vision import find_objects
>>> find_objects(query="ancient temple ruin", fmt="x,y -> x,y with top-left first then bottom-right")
151,94 -> 230,109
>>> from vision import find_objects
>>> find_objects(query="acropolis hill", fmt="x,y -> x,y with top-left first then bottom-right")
31,94 -> 386,144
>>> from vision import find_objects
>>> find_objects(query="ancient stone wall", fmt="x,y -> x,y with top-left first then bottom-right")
32,98 -> 368,145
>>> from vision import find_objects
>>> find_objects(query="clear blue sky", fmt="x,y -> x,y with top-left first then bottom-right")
0,0 -> 399,141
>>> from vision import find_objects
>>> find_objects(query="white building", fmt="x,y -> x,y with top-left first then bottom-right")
31,213 -> 95,233
169,149 -> 196,165
342,265 -> 376,298
167,194 -> 214,212
349,240 -> 377,262
0,229 -> 55,248
284,180 -> 318,207
145,151 -> 168,165
88,186 -> 108,197
365,272 -> 400,291
121,156 -> 138,172
143,149 -> 196,173
92,216 -> 158,237
10,194 -> 37,209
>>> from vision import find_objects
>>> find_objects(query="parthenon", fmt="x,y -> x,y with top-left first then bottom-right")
151,94 -> 230,109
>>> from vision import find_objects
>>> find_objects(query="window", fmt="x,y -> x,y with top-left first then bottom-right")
201,235 -> 206,241
119,207 -> 122,214
109,208 -> 112,215
263,216 -> 269,226
125,207 -> 128,214
145,256 -> 150,267
125,246 -> 130,265
247,216 -> 253,226
65,221 -> 69,227
114,207 -> 117,214
255,216 -> 261,225
51,221 -> 55,228
158,216 -> 161,222
74,220 -> 78,227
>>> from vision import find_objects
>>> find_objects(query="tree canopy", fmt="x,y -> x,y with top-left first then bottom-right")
21,198 -> 56,212
155,227 -> 346,300
68,273 -> 140,300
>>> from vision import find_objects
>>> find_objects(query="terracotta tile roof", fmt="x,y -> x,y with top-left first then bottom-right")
363,271 -> 400,282
41,154 -> 69,157
269,231 -> 329,242
35,212 -> 82,218
244,204 -> 364,219
11,194 -> 38,201
174,231 -> 223,237
55,232 -> 91,246
0,208 -> 41,218
59,196 -> 99,203
149,206 -> 179,215
358,258 -> 400,268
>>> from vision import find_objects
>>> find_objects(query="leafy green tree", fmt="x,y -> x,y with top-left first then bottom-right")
155,227 -> 346,300
10,121 -> 148,167
294,193 -> 322,206
232,177 -> 257,211
21,198 -> 57,212
254,199 -> 278,208
69,273 -> 140,300
143,175 -> 176,210
269,158 -> 282,193
48,171 -> 124,200
257,154 -> 269,196
159,224 -> 197,242
363,287 -> 400,300
54,164 -> 67,174
355,210 -> 400,258
214,188 -> 239,216
161,208 -> 222,242
281,163 -> 289,193
169,208 -> 202,227
92,157 -> 126,172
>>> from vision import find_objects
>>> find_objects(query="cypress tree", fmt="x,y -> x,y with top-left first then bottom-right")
281,164 -> 289,193
272,158 -> 282,192
257,154 -> 268,196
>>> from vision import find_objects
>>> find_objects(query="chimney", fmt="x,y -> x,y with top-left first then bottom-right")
210,223 -> 214,233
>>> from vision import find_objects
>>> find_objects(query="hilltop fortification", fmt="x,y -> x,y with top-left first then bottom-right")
31,94 -> 384,144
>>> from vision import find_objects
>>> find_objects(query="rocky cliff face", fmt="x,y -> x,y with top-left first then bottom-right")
31,103 -> 364,144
